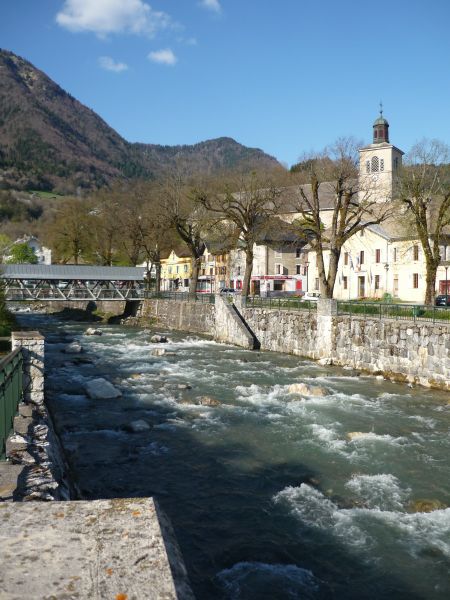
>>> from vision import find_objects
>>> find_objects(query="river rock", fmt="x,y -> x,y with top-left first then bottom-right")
346,432 -> 367,441
318,358 -> 333,366
288,382 -> 328,397
151,348 -> 166,357
64,342 -> 83,354
130,373 -> 144,380
85,378 -> 122,400
125,419 -> 151,433
151,335 -> 168,343
197,395 -> 221,407
177,383 -> 192,390
409,499 -> 447,513
85,328 -> 102,336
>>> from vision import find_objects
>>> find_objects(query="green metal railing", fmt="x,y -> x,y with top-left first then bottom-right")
337,301 -> 450,324
245,296 -> 315,313
0,347 -> 23,460
145,291 -> 216,304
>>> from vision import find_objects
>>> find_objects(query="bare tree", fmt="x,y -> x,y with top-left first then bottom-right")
195,172 -> 282,297
159,174 -> 206,294
397,139 -> 450,304
86,187 -> 122,265
292,137 -> 392,298
47,198 -> 92,263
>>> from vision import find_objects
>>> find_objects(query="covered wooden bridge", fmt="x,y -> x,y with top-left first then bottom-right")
1,264 -> 147,301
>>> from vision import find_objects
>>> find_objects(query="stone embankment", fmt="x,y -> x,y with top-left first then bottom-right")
140,297 -> 450,390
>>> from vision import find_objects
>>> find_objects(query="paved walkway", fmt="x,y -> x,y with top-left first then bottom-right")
0,497 -> 194,599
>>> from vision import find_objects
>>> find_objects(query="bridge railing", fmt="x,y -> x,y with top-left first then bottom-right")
0,347 -> 23,460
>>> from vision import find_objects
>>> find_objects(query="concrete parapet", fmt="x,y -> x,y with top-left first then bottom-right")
11,331 -> 44,405
215,295 -> 259,349
0,497 -> 194,599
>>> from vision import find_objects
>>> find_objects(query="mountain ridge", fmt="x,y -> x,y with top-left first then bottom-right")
0,49 -> 282,193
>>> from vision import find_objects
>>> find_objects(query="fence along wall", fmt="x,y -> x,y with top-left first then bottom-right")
141,298 -> 450,390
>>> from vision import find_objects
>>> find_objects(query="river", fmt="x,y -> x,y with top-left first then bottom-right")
19,312 -> 450,599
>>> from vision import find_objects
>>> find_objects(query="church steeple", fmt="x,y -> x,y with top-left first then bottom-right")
373,102 -> 389,144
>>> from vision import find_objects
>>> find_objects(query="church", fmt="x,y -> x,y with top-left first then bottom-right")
304,110 -> 450,302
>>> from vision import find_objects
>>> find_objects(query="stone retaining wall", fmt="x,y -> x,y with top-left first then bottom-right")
332,317 -> 450,389
142,298 -> 450,390
141,298 -> 215,335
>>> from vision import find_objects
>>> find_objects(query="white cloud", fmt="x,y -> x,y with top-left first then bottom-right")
200,0 -> 221,13
98,56 -> 128,72
56,0 -> 172,37
148,48 -> 177,66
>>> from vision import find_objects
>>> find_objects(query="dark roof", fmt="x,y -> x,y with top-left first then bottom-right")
1,264 -> 146,281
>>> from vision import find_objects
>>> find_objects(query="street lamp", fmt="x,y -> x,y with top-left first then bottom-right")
384,262 -> 389,298
304,261 -> 309,292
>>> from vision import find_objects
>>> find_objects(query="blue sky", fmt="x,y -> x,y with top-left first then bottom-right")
1,0 -> 450,167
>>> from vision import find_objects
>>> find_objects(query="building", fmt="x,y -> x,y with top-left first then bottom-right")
4,235 -> 52,265
160,248 -> 192,292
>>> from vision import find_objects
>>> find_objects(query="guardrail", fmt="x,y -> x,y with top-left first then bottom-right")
337,301 -> 450,324
245,296 -> 315,312
0,347 -> 23,460
145,291 -> 216,304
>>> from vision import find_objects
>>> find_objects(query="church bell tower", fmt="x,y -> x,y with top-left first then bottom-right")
359,104 -> 404,201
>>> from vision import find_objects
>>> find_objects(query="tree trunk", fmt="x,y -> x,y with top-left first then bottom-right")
424,258 -> 438,305
315,245 -> 332,299
242,248 -> 254,298
155,262 -> 161,293
189,257 -> 199,294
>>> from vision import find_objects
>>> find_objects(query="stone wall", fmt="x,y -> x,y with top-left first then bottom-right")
142,298 -> 450,390
332,317 -> 450,390
215,296 -> 258,349
141,299 -> 215,336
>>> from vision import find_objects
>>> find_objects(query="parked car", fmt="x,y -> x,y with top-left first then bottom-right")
302,292 -> 321,302
219,287 -> 237,295
435,294 -> 450,306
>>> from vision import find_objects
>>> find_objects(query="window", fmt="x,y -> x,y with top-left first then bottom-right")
380,158 -> 384,171
237,266 -> 241,276
275,263 -> 282,275
343,276 -> 348,290
296,248 -> 302,258
394,157 -> 399,170
344,252 -> 349,266
210,268 -> 214,276
413,244 -> 419,261
168,267 -> 172,274
360,250 -> 365,265
375,274 -> 380,290
184,264 -> 188,272
371,156 -> 379,172
184,279 -> 189,287
374,130 -> 378,140
176,266 -> 179,273
315,278 -> 319,291
413,273 -> 419,288
375,249 -> 381,263
393,247 -> 398,262
366,160 -> 370,174
296,264 -> 301,275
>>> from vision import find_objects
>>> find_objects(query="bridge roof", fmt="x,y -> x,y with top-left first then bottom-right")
1,264 -> 146,281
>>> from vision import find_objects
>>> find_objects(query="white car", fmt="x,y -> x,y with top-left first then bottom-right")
302,292 -> 321,302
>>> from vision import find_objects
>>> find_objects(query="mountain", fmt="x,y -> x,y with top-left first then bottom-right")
0,49 -> 282,193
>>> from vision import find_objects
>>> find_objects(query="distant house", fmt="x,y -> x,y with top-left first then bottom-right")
4,235 -> 52,265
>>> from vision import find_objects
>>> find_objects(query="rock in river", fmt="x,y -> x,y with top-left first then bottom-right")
151,335 -> 168,343
85,328 -> 102,336
288,382 -> 328,397
125,419 -> 151,433
198,395 -> 221,407
85,378 -> 122,400
151,348 -> 166,357
64,342 -> 83,354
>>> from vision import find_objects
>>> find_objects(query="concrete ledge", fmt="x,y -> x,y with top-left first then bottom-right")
0,497 -> 194,599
